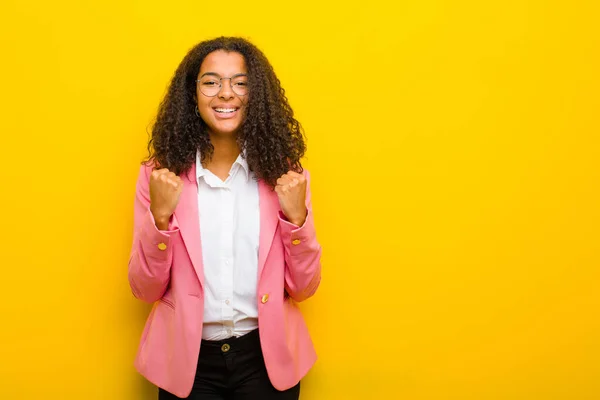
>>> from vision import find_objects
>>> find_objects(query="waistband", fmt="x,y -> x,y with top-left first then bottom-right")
200,329 -> 260,354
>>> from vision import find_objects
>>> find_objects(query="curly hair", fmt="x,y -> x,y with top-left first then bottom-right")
144,36 -> 306,188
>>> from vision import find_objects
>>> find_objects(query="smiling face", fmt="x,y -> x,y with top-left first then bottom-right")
195,50 -> 248,138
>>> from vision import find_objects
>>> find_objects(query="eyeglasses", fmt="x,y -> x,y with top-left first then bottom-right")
195,73 -> 248,97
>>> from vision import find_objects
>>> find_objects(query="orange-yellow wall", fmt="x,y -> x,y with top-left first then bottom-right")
1,0 -> 599,398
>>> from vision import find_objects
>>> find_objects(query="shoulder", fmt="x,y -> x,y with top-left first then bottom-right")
136,161 -> 157,189
301,168 -> 311,182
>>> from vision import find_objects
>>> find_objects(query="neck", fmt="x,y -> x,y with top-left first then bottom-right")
203,133 -> 240,179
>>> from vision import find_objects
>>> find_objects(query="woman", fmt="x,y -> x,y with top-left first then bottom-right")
128,36 -> 322,399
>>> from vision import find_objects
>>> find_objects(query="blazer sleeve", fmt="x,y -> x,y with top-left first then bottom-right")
278,169 -> 323,302
127,164 -> 179,303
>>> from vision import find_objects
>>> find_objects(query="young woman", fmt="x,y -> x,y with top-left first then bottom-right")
128,36 -> 322,399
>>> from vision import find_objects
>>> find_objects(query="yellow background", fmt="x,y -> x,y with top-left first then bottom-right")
1,0 -> 599,399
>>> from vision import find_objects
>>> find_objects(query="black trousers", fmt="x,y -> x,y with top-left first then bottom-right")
158,330 -> 300,400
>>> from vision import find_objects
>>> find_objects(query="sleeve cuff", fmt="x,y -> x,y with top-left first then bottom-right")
278,210 -> 307,231
140,209 -> 179,257
278,209 -> 316,246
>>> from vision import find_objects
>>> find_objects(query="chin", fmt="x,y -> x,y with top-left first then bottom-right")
209,122 -> 242,136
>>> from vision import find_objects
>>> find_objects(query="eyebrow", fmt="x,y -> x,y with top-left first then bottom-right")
198,72 -> 248,79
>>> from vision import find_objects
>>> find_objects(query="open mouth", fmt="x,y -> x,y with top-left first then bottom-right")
211,106 -> 240,120
213,107 -> 239,114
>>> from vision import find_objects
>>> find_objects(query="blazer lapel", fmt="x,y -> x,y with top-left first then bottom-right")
258,180 -> 280,280
174,168 -> 278,287
174,163 -> 204,287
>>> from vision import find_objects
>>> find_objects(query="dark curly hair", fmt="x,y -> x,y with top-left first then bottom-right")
144,36 -> 306,188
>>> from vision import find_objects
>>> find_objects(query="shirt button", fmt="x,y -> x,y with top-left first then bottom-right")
225,300 -> 230,305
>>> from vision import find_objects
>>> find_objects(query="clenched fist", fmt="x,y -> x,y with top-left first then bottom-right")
275,171 -> 307,227
149,168 -> 183,230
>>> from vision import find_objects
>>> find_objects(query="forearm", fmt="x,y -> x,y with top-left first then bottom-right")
128,169 -> 178,303
280,209 -> 322,302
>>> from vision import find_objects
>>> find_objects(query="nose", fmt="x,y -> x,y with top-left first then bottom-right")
218,78 -> 234,100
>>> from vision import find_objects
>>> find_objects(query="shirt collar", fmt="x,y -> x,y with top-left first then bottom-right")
196,149 -> 250,182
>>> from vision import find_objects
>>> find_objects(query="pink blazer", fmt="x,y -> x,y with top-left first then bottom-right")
128,163 -> 322,398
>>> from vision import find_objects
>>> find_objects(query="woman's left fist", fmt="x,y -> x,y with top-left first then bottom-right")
275,171 -> 307,227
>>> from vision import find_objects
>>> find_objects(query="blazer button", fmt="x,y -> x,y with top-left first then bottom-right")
157,242 -> 167,251
292,239 -> 301,246
261,294 -> 269,304
221,344 -> 230,352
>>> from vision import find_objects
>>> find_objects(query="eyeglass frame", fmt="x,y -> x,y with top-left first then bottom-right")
195,73 -> 249,97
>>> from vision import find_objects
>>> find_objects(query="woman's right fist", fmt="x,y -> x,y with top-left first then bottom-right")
149,168 -> 183,229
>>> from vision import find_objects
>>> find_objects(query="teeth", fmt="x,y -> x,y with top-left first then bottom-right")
215,108 -> 236,113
